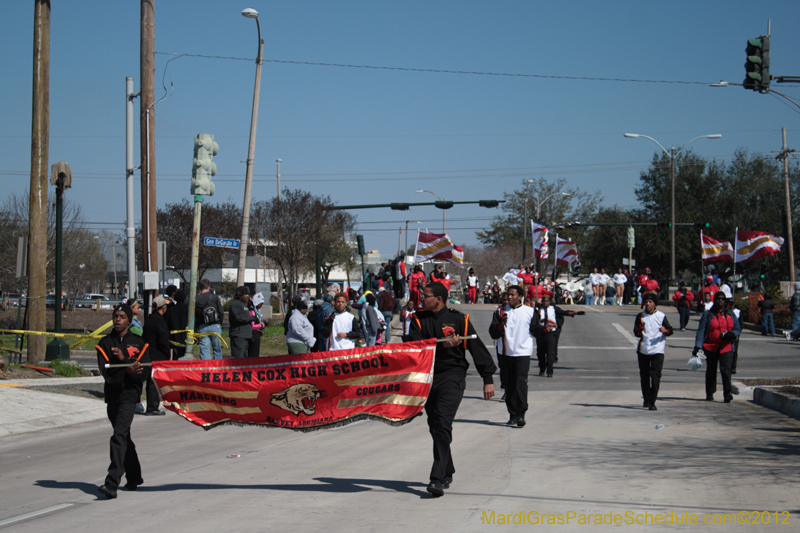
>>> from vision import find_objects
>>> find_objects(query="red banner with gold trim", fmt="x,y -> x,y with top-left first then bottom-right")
152,339 -> 436,431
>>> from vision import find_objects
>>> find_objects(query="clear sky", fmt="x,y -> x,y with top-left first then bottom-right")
2,1 -> 799,259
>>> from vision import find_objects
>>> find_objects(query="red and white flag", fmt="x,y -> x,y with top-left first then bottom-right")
701,233 -> 734,262
735,230 -> 784,263
414,231 -> 464,267
555,237 -> 578,265
531,222 -> 549,259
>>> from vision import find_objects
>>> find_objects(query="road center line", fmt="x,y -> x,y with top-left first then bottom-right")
0,504 -> 74,528
613,322 -> 639,347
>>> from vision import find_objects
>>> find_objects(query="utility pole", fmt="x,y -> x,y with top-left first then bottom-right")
778,127 -> 796,282
140,0 -> 157,316
28,0 -> 50,364
126,77 -> 138,300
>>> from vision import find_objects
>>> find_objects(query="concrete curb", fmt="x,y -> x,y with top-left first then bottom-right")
752,387 -> 800,421
0,387 -> 106,438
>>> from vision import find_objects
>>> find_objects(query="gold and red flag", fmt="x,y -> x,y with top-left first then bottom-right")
152,339 -> 436,431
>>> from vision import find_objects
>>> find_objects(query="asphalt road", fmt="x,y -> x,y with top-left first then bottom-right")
2,303 -> 800,532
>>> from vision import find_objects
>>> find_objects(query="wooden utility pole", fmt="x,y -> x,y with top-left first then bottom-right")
778,127 -> 796,282
140,0 -> 157,316
28,0 -> 50,364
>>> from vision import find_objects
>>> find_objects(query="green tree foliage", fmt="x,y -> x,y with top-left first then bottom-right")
476,177 -> 602,248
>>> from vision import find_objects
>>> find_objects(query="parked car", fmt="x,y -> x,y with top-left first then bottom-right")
45,295 -> 68,309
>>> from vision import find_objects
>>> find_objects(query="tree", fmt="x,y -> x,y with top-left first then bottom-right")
150,200 -> 243,285
476,178 -> 603,256
249,189 -> 357,298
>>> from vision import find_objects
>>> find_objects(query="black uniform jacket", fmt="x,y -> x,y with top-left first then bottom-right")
530,304 -> 571,338
406,306 -> 496,384
96,330 -> 151,404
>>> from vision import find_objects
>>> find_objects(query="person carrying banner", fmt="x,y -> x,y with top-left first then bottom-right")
407,282 -> 496,497
489,285 -> 535,427
95,304 -> 151,499
633,293 -> 674,411
322,293 -> 364,350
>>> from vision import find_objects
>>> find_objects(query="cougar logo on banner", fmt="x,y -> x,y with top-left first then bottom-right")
270,383 -> 322,416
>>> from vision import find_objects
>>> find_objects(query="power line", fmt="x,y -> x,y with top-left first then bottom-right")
155,51 -> 715,86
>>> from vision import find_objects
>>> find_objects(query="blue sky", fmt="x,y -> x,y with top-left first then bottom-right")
2,1 -> 799,257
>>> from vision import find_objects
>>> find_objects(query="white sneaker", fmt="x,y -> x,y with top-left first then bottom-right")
785,331 -> 793,340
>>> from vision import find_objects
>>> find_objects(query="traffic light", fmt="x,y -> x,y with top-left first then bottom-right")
435,200 -> 454,210
693,222 -> 711,228
356,234 -> 365,256
744,35 -> 770,93
479,200 -> 499,208
191,134 -> 218,196
656,222 -> 672,228
390,203 -> 410,211
759,264 -> 766,280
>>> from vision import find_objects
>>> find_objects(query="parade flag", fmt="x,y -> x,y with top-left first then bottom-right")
152,340 -> 436,431
734,230 -> 784,263
414,231 -> 465,267
701,233 -> 734,262
531,222 -> 549,259
555,237 -> 578,265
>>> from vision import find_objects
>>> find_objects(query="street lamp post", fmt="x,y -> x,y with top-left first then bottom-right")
415,189 -> 445,233
624,133 -> 721,280
237,7 -> 264,286
400,220 -> 421,256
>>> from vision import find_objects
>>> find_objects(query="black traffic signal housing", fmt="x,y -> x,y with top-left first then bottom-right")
390,203 -> 410,211
356,235 -> 366,256
693,222 -> 710,228
759,264 -> 767,280
656,222 -> 672,228
434,200 -> 454,210
744,35 -> 770,93
479,200 -> 499,208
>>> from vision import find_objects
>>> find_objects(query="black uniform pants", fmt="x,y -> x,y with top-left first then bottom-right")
536,332 -> 558,375
496,349 -> 506,390
145,373 -> 161,412
105,399 -> 142,490
705,350 -> 734,397
637,352 -> 664,405
499,354 -> 530,418
425,372 -> 465,483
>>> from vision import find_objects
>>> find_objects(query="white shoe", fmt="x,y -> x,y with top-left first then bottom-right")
785,331 -> 793,340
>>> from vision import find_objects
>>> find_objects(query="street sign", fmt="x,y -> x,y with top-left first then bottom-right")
622,258 -> 636,266
204,237 -> 240,249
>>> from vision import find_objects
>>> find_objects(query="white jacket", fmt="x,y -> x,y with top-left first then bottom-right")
500,304 -> 535,357
637,310 -> 669,355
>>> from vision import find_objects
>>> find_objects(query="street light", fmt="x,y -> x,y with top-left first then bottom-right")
237,7 -> 265,286
624,132 -> 721,280
415,189 -> 446,233
399,220 -> 422,256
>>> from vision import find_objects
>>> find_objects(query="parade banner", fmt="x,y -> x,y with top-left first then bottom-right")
152,339 -> 436,431
734,230 -> 784,263
701,232 -> 734,262
531,222 -> 549,259
414,231 -> 464,267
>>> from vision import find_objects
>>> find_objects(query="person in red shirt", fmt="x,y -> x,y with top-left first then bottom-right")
518,267 -> 534,295
672,281 -> 695,331
693,292 -> 741,403
408,265 -> 426,310
697,276 -> 719,303
526,278 -> 552,306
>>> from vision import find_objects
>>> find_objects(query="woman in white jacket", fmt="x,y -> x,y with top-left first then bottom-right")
633,293 -> 674,411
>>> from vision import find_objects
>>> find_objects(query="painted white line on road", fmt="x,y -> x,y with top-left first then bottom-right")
613,322 -> 639,346
579,306 -> 603,313
579,376 -> 630,379
0,504 -> 74,527
559,346 -> 635,350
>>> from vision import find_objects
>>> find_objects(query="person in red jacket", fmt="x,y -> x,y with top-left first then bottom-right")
672,281 -> 695,331
408,265 -> 426,310
693,292 -> 741,403
526,279 -> 553,306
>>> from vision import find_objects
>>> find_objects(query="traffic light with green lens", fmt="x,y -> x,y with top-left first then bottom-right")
759,264 -> 766,280
356,235 -> 366,256
744,35 -> 770,93
693,222 -> 710,228
656,222 -> 672,228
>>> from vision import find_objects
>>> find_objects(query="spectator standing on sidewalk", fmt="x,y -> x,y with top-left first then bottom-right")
229,286 -> 257,358
167,290 -> 189,360
195,279 -> 224,360
790,282 -> 800,332
758,293 -> 776,336
633,294 -> 673,411
378,286 -> 395,343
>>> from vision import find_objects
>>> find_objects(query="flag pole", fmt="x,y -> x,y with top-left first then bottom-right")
700,230 -> 704,284
733,227 -> 739,276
